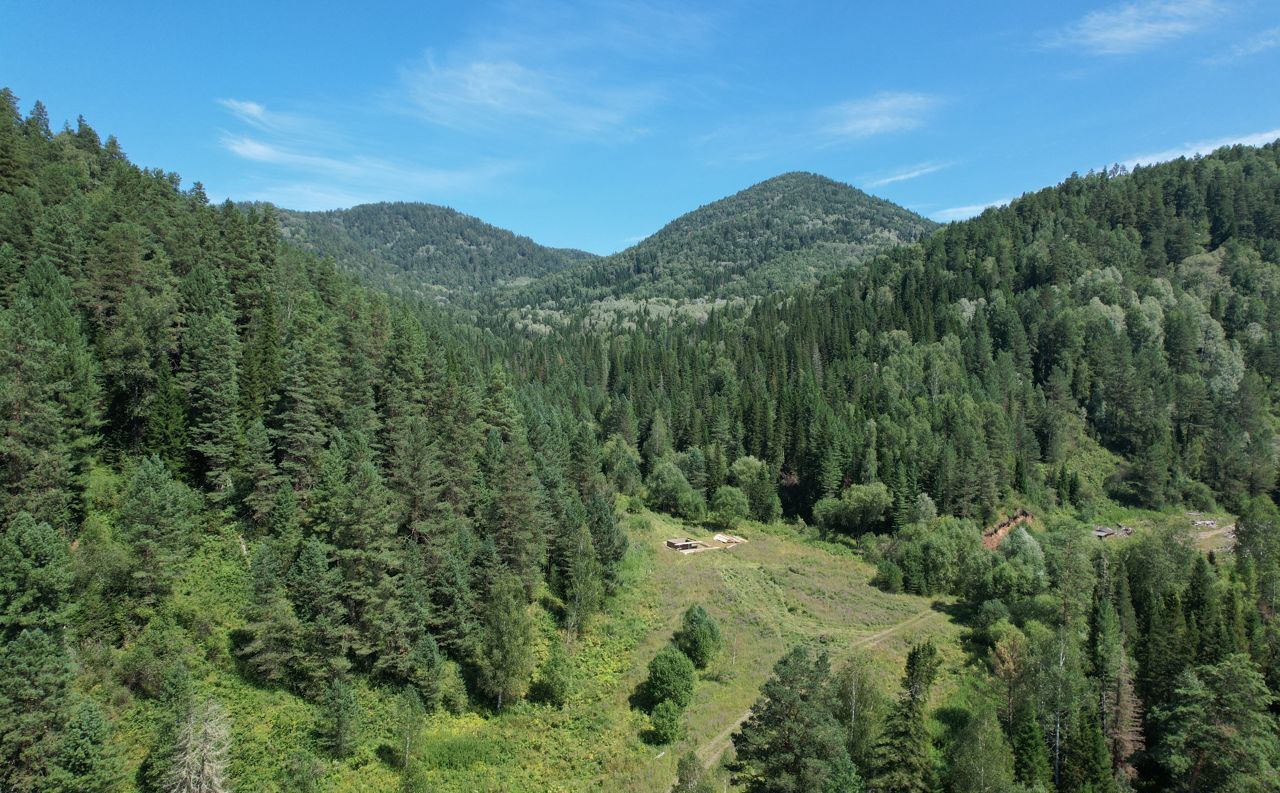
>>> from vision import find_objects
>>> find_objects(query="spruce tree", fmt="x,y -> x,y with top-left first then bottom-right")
0,628 -> 73,792
178,266 -> 241,494
870,642 -> 939,793
318,678 -> 359,759
1009,703 -> 1053,789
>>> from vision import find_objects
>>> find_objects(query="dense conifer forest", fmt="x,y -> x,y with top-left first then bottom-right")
2,87 -> 1280,792
277,202 -> 597,300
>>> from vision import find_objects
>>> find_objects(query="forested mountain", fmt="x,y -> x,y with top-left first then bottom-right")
3,84 -> 1280,793
500,171 -> 937,321
277,202 -> 595,300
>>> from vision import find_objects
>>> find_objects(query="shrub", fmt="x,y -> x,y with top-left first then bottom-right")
648,458 -> 701,519
710,485 -> 750,529
437,660 -> 470,714
730,456 -> 781,522
673,751 -> 716,793
643,645 -> 695,710
814,482 -> 893,536
673,605 -> 723,669
649,699 -> 684,744
676,488 -> 707,522
873,560 -> 904,593
532,640 -> 573,708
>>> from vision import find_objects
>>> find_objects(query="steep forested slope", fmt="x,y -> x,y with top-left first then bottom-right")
277,201 -> 595,300
502,171 -> 936,317
4,83 -> 1280,793
0,90 -> 624,792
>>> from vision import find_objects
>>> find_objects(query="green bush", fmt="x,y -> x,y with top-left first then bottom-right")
813,482 -> 892,536
532,640 -> 573,708
648,699 -> 685,744
672,605 -> 723,669
642,645 -> 695,710
710,485 -> 750,529
872,560 -> 904,593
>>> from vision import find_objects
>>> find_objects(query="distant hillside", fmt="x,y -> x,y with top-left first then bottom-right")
503,172 -> 937,315
277,202 -> 596,299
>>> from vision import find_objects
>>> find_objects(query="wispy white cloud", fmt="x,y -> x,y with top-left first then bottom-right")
819,92 -> 941,139
865,160 -> 953,188
1124,127 -> 1280,167
1204,26 -> 1280,64
1045,0 -> 1221,55
394,1 -> 711,140
696,91 -> 944,164
216,101 -> 513,209
398,56 -> 659,138
932,198 -> 1012,223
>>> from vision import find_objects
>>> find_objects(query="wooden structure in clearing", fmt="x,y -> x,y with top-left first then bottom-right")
665,534 -> 749,555
666,538 -> 710,552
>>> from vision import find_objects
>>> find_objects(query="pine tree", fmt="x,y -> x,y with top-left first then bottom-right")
731,646 -> 851,793
0,628 -> 72,792
1153,654 -> 1280,792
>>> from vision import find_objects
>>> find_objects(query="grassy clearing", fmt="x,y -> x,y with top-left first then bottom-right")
412,511 -> 961,792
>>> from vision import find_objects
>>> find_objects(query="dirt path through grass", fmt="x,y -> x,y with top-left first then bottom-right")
694,607 -> 945,770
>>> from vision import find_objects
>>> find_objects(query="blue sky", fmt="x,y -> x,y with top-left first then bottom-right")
4,1 -> 1279,253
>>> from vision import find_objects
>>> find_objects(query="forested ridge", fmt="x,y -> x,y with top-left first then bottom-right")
284,172 -> 936,324
277,201 -> 596,300
495,172 -> 937,316
3,85 -> 1280,793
